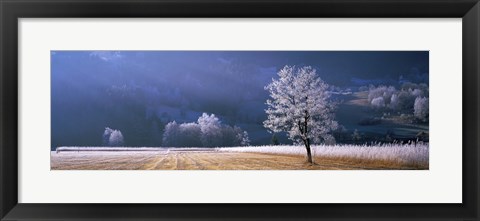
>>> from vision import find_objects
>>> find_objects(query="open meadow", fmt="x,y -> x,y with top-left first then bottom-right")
51,144 -> 428,170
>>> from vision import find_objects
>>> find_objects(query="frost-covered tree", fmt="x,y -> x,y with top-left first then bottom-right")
414,97 -> 429,121
411,88 -> 424,97
371,96 -> 385,108
103,127 -> 114,145
178,122 -> 202,147
221,125 -> 244,147
264,66 -> 338,163
163,121 -> 203,147
396,90 -> 416,111
108,129 -> 124,146
240,131 -> 250,146
197,113 -> 222,147
163,121 -> 179,147
103,127 -> 124,146
389,93 -> 399,109
220,125 -> 238,147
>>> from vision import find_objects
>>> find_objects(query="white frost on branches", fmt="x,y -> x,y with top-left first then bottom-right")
162,121 -> 180,147
367,83 -> 429,116
414,97 -> 429,121
103,127 -> 114,145
264,65 -> 338,145
197,113 -> 223,147
371,96 -> 385,108
240,131 -> 250,146
103,127 -> 124,146
162,113 -> 250,147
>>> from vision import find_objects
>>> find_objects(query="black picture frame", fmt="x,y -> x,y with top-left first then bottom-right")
1,0 -> 479,220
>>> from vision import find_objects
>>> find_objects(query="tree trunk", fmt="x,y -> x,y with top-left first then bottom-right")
304,138 -> 313,164
300,110 -> 312,164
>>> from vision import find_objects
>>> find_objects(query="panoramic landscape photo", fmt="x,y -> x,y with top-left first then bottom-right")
51,51 -> 429,170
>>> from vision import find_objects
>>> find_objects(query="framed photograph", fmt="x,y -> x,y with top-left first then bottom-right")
1,0 -> 479,220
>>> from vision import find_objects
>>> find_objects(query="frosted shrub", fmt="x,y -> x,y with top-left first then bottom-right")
240,131 -> 250,146
414,97 -> 429,121
371,97 -> 385,108
103,127 -> 124,146
389,94 -> 399,109
411,88 -> 424,97
368,86 -> 396,104
162,121 -> 180,147
396,90 -> 416,111
220,125 -> 243,147
103,127 -> 114,145
198,113 -> 223,147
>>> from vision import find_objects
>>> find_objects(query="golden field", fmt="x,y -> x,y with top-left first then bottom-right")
51,149 -> 427,170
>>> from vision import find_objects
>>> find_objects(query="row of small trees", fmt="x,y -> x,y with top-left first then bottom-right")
162,113 -> 250,147
103,113 -> 250,148
367,84 -> 429,121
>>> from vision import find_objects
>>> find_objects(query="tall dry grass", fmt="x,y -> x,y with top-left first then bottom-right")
217,143 -> 428,168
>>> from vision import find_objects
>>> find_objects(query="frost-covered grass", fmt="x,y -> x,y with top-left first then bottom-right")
55,143 -> 428,168
217,143 -> 428,167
